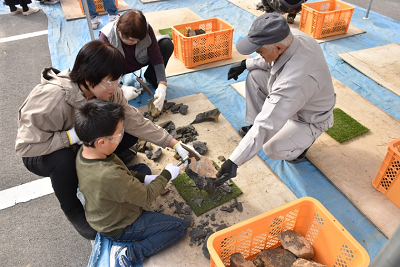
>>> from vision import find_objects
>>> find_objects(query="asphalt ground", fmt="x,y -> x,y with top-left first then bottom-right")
0,8 -> 94,267
0,0 -> 399,266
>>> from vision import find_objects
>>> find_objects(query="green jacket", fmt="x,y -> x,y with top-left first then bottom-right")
76,147 -> 172,236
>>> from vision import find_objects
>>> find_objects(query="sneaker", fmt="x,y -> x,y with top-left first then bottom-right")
238,125 -> 253,138
23,7 -> 40,16
10,7 -> 22,15
110,246 -> 132,267
40,0 -> 60,4
108,14 -> 120,23
260,0 -> 275,13
91,16 -> 100,30
287,14 -> 296,24
286,147 -> 310,164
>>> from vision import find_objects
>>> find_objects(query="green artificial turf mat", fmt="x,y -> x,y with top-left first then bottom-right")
325,108 -> 369,143
172,172 -> 243,216
159,28 -> 173,39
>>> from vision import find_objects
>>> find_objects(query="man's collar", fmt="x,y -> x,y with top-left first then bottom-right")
271,35 -> 299,75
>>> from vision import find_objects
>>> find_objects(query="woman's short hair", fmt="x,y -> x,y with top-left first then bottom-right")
117,10 -> 148,40
70,40 -> 126,89
74,99 -> 125,147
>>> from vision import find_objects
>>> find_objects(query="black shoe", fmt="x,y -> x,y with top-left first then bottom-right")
116,146 -> 138,166
287,14 -> 296,24
238,125 -> 252,138
64,206 -> 97,240
261,0 -> 275,12
286,147 -> 310,164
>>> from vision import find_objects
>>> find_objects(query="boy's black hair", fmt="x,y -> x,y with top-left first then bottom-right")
70,40 -> 126,90
74,99 -> 125,147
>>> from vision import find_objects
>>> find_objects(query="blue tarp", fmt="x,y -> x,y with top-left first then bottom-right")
88,233 -> 142,267
2,0 -> 400,264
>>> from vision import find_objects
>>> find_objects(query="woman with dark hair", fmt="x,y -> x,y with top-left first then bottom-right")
15,40 -> 195,240
99,9 -> 174,109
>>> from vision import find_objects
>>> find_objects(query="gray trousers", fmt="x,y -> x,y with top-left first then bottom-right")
245,69 -> 324,161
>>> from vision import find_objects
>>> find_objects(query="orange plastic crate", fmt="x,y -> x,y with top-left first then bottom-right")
299,0 -> 355,39
78,0 -> 119,15
207,197 -> 369,267
372,138 -> 400,208
172,18 -> 234,68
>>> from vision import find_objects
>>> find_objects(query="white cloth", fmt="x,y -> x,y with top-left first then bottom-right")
121,85 -> 142,101
144,175 -> 158,185
164,163 -> 180,180
66,127 -> 82,145
230,29 -> 335,166
153,84 -> 167,111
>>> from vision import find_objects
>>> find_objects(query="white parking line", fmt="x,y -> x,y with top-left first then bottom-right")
0,30 -> 48,43
0,177 -> 53,210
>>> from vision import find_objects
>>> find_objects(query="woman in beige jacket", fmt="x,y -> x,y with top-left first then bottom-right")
15,40 -> 192,240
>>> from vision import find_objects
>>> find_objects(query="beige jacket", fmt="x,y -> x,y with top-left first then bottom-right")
16,68 -> 172,157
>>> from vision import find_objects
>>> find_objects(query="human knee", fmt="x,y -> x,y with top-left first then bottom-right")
263,141 -> 287,160
247,69 -> 268,85
158,38 -> 174,57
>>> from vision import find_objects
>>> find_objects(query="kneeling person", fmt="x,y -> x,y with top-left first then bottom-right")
74,99 -> 187,266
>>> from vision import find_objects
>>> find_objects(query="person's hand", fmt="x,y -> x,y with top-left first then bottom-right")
164,163 -> 180,180
214,159 -> 238,187
227,60 -> 246,80
174,141 -> 200,167
121,85 -> 143,101
66,127 -> 82,145
153,84 -> 167,111
144,175 -> 158,185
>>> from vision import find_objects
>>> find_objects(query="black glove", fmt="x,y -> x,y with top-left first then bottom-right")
227,60 -> 246,81
214,159 -> 238,187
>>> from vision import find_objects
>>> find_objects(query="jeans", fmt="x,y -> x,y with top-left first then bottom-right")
104,210 -> 187,263
86,0 -> 118,18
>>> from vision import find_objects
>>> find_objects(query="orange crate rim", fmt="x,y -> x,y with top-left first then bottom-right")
372,138 -> 400,207
207,197 -> 369,267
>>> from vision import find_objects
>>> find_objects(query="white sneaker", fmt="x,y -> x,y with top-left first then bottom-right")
109,245 -> 127,267
10,7 -> 22,15
121,85 -> 143,101
23,7 -> 40,16
91,16 -> 100,30
40,0 -> 60,4
108,14 -> 120,23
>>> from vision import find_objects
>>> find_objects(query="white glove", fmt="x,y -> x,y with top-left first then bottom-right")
66,127 -> 82,145
121,85 -> 143,101
164,163 -> 180,180
144,175 -> 158,185
153,84 -> 167,111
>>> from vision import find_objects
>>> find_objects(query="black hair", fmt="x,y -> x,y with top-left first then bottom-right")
74,99 -> 125,147
70,40 -> 126,90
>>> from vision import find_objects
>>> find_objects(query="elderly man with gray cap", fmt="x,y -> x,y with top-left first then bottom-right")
214,13 -> 335,187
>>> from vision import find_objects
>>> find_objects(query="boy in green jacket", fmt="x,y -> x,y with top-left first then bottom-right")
74,99 -> 187,267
